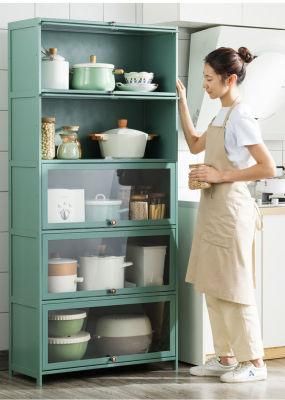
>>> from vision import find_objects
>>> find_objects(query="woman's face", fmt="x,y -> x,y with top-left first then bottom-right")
203,63 -> 229,99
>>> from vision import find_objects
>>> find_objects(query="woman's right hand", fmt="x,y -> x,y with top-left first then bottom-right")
176,79 -> 187,103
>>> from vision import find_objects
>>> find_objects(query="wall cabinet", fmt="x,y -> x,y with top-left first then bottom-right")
9,18 -> 178,385
178,201 -> 285,365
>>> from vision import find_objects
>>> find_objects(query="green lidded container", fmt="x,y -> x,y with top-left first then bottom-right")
48,331 -> 90,362
48,309 -> 87,337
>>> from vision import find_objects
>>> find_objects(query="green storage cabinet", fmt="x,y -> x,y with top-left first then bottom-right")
9,18 -> 178,385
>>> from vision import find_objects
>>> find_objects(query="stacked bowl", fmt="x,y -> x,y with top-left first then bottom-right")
116,71 -> 158,92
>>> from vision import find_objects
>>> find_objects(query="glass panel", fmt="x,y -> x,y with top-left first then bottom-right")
47,168 -> 170,224
47,301 -> 170,363
47,234 -> 170,294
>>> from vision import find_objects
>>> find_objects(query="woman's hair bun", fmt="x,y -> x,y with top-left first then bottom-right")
237,47 -> 254,63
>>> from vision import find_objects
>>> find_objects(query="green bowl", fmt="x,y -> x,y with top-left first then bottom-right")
48,332 -> 90,363
48,310 -> 86,337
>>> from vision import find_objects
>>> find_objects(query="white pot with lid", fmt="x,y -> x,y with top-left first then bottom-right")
42,47 -> 69,90
48,257 -> 83,293
79,255 -> 133,290
89,119 -> 157,159
85,194 -> 127,223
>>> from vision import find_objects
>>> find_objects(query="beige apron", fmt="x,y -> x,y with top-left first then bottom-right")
185,101 -> 260,305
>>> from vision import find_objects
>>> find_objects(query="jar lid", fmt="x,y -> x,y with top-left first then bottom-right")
62,126 -> 80,132
48,331 -> 90,344
130,194 -> 148,201
48,258 -> 78,265
48,309 -> 86,321
42,116 -> 56,123
149,192 -> 165,198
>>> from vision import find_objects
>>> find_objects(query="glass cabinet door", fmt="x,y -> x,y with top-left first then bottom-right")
43,295 -> 175,369
43,229 -> 176,299
42,163 -> 176,229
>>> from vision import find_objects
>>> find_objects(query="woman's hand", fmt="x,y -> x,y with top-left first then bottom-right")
176,79 -> 187,103
189,164 -> 223,184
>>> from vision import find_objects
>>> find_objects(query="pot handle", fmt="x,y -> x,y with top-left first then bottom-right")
122,261 -> 133,268
113,68 -> 124,75
147,133 -> 158,141
116,82 -> 123,88
75,277 -> 84,283
95,193 -> 106,200
89,133 -> 108,142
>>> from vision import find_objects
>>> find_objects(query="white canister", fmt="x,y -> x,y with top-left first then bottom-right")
48,258 -> 83,293
42,48 -> 69,90
79,255 -> 132,290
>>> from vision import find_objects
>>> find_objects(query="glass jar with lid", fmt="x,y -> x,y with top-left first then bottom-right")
57,126 -> 81,160
41,116 -> 55,160
129,194 -> 149,220
149,192 -> 166,220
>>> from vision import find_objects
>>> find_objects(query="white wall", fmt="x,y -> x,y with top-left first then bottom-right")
1,2 -> 285,350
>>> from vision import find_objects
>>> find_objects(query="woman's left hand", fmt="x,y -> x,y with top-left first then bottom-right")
190,164 -> 223,184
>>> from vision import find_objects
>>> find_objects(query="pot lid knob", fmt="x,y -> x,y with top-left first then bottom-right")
90,55 -> 96,63
49,47 -> 57,56
118,119 -> 128,128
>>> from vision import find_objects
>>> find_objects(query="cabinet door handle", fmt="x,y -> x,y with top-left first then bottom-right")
108,288 -> 117,295
110,356 -> 117,363
107,219 -> 117,226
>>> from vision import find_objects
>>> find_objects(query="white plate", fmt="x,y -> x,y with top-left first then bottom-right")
116,83 -> 158,92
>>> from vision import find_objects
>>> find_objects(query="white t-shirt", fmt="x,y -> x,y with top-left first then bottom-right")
211,103 -> 263,169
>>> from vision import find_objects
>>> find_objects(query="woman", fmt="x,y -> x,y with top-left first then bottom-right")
177,46 -> 276,383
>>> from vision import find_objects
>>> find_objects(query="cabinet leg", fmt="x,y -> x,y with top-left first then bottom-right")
36,375 -> 43,387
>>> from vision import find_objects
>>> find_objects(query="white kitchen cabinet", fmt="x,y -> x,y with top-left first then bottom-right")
243,3 -> 285,29
35,4 -> 69,19
0,4 -> 34,29
69,4 -> 104,22
178,201 -> 285,365
180,3 -> 243,26
257,210 -> 285,349
103,3 -> 136,24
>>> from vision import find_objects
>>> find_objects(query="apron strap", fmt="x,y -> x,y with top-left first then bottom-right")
222,97 -> 240,128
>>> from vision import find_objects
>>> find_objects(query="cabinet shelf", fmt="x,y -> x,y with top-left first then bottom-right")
41,159 -> 175,164
41,90 -> 177,100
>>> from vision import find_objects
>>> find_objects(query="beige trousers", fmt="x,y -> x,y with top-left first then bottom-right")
205,294 -> 264,362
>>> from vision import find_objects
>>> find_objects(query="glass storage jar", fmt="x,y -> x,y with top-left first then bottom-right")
129,194 -> 149,220
149,193 -> 166,220
41,116 -> 55,160
57,126 -> 81,160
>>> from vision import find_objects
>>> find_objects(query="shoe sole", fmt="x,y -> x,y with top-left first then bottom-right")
190,369 -> 236,377
220,375 -> 267,383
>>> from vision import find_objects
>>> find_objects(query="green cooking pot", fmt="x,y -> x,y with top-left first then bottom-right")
71,55 -> 124,91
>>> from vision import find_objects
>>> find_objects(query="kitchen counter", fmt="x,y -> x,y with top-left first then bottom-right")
259,205 -> 285,215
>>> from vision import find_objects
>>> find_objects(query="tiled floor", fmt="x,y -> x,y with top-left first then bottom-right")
0,359 -> 285,399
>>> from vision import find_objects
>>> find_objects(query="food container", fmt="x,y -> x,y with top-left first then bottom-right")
92,314 -> 152,356
188,163 -> 212,190
124,71 -> 154,84
79,255 -> 133,291
129,194 -> 149,220
48,309 -> 87,337
41,116 -> 55,160
85,194 -> 126,223
48,189 -> 85,223
71,55 -> 124,91
41,47 -> 69,90
89,119 -> 156,159
48,258 -> 83,293
149,193 -> 166,219
48,331 -> 90,362
57,126 -> 81,159
126,245 -> 167,286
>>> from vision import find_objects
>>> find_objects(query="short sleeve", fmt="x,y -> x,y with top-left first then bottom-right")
229,105 -> 263,147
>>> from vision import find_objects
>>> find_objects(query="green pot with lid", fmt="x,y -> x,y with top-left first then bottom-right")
71,55 -> 124,91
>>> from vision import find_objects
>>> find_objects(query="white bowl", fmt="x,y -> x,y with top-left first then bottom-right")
124,71 -> 154,84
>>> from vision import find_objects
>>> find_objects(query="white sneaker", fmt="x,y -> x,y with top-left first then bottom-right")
220,361 -> 267,383
189,357 -> 238,377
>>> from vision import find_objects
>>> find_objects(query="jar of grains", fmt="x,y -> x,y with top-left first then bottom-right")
129,194 -> 148,220
41,116 -> 55,160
